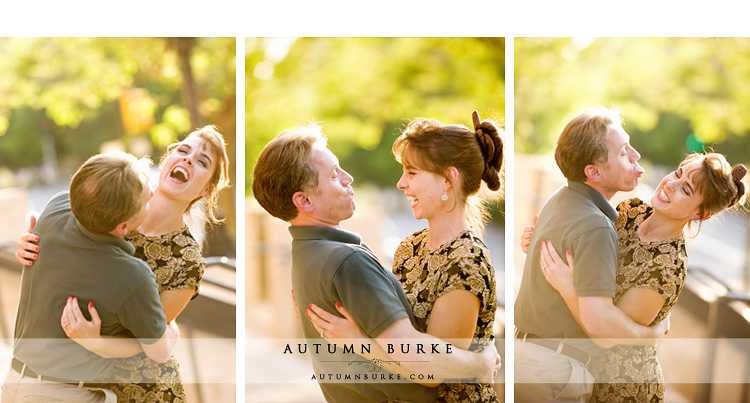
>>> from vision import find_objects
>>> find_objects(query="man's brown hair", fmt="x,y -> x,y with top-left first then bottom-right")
554,107 -> 623,182
252,124 -> 326,221
70,152 -> 152,234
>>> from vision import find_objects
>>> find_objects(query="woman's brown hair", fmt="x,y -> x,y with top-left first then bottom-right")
393,111 -> 504,233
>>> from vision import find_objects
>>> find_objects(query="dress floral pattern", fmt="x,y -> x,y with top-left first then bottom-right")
107,226 -> 205,403
393,229 -> 498,403
590,199 -> 687,403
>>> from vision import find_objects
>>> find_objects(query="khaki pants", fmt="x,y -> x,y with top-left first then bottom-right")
514,338 -> 595,403
1,367 -> 116,403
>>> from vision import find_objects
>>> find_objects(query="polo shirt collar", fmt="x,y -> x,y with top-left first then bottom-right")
288,225 -> 362,246
567,180 -> 618,223
75,218 -> 136,255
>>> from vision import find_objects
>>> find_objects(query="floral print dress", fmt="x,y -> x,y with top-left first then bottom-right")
107,226 -> 205,403
393,229 -> 498,403
590,199 -> 687,403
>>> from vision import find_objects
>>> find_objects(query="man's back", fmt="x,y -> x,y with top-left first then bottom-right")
13,192 -> 166,382
515,181 -> 618,352
289,225 -> 437,403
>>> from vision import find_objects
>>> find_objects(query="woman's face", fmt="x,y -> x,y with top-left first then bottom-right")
396,161 -> 447,221
158,135 -> 217,203
651,160 -> 704,222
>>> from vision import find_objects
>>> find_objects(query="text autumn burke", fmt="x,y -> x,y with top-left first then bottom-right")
283,343 -> 453,355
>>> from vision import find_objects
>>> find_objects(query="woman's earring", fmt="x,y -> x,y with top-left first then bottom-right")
441,190 -> 448,201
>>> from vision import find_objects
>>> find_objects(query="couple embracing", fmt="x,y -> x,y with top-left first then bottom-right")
515,107 -> 747,402
3,127 -> 231,403
253,112 -> 503,402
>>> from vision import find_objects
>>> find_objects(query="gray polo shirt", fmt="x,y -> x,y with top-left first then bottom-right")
13,192 -> 166,382
290,225 -> 437,403
514,181 -> 618,355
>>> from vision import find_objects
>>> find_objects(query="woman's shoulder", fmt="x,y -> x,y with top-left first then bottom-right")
398,228 -> 428,248
616,198 -> 652,229
616,197 -> 650,213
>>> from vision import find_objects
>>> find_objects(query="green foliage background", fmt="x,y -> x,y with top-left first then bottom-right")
0,37 -> 236,177
515,37 -> 750,168
246,37 -> 505,195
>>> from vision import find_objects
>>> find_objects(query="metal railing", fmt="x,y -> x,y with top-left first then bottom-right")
686,267 -> 750,402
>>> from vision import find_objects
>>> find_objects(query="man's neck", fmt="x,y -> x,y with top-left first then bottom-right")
289,215 -> 341,229
583,180 -> 615,201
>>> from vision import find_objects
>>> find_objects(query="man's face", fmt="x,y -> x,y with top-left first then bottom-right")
305,145 -> 355,226
595,126 -> 644,196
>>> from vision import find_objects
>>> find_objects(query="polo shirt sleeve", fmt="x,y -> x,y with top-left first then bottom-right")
570,226 -> 618,297
330,250 -> 409,338
117,272 -> 168,344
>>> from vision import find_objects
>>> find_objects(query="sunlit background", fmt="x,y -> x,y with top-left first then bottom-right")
0,37 -> 237,402
245,37 -> 505,402
515,37 -> 750,403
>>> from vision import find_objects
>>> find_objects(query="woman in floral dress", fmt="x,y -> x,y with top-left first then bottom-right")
308,112 -> 503,402
19,126 -> 231,402
533,153 -> 745,403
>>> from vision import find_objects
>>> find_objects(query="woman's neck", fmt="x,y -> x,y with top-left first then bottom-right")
138,190 -> 188,236
426,208 -> 470,251
638,210 -> 688,243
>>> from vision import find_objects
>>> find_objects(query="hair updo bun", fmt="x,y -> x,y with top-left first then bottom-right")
731,164 -> 747,207
472,111 -> 504,191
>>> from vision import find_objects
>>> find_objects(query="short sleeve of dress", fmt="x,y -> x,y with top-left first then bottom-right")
630,242 -> 685,301
130,228 -> 206,298
437,254 -> 494,311
163,236 -> 205,298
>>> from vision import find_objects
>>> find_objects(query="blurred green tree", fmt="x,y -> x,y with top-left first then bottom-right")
0,37 -> 237,247
246,37 -> 505,195
0,37 -> 235,174
515,37 -> 750,167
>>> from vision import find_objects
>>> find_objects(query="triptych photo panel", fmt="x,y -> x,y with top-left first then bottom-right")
0,36 -> 749,403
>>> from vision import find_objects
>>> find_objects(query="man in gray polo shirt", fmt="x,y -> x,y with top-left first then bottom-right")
2,152 -> 179,403
514,108 -> 669,402
253,124 -> 497,403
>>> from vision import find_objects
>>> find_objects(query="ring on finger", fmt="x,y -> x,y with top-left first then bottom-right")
63,322 -> 70,327
541,264 -> 548,271
321,329 -> 326,338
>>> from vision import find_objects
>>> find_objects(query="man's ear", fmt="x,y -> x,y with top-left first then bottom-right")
292,191 -> 314,213
584,164 -> 602,183
111,221 -> 130,237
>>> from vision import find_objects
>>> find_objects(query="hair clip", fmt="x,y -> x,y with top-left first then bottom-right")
732,164 -> 747,183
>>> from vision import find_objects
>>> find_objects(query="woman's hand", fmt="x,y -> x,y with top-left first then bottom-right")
540,240 -> 575,297
61,296 -> 102,342
291,289 -> 300,321
306,302 -> 367,341
520,214 -> 537,254
16,215 -> 39,267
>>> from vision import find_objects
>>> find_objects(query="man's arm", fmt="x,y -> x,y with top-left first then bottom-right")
579,296 -> 668,347
62,297 -> 178,360
69,321 -> 180,363
139,321 -> 180,363
376,317 -> 496,384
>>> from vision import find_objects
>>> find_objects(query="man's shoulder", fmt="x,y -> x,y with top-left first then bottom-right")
103,249 -> 155,283
548,187 -> 612,223
35,191 -> 71,229
538,188 -> 616,242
